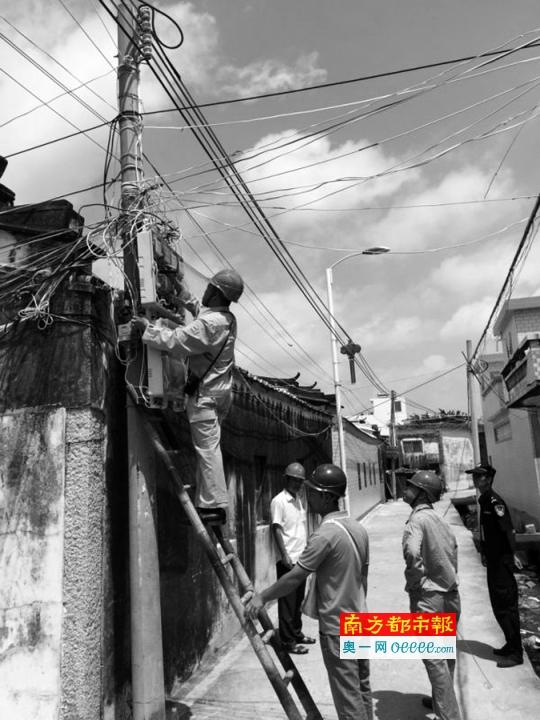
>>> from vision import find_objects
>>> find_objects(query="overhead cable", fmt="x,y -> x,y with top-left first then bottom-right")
141,37 -> 540,113
472,193 -> 540,360
98,0 -> 353,345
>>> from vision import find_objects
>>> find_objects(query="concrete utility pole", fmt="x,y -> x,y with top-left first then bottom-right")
325,267 -> 350,515
325,268 -> 347,469
389,390 -> 397,499
117,6 -> 166,719
466,339 -> 481,464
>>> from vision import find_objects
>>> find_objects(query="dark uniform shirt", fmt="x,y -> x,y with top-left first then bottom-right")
479,489 -> 514,561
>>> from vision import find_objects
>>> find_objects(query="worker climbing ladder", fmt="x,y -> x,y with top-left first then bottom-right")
140,407 -> 322,720
113,8 -> 321,716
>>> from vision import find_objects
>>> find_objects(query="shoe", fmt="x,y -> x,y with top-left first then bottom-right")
197,507 -> 227,525
496,654 -> 523,668
284,642 -> 309,655
297,635 -> 316,645
421,696 -> 433,710
493,644 -> 512,656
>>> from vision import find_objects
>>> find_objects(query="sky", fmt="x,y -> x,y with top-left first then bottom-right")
2,0 -> 540,418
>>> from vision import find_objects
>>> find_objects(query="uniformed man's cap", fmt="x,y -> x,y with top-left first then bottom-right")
465,463 -> 496,477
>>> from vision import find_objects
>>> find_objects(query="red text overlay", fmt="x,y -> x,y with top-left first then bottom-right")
340,612 -> 456,637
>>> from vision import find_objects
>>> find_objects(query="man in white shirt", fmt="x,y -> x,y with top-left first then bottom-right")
270,462 -> 314,654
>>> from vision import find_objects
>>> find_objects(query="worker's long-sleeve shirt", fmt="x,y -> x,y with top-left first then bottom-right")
142,305 -> 236,396
402,504 -> 458,595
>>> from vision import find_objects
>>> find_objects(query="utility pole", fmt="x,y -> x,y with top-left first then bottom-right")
117,6 -> 166,719
466,339 -> 481,464
325,267 -> 350,515
389,390 -> 397,500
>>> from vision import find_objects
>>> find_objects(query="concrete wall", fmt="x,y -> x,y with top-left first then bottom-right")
0,408 -> 65,719
254,524 -> 276,590
0,274 -> 339,712
479,355 -> 540,530
62,408 -> 112,720
0,279 -> 129,720
333,422 -> 384,519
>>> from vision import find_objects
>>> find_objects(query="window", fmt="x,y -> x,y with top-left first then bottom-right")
494,421 -> 512,443
402,439 -> 423,454
394,400 -> 402,412
357,463 -> 362,490
363,462 -> 367,488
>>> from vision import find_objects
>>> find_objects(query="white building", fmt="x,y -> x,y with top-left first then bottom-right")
348,393 -> 408,438
476,297 -> 540,533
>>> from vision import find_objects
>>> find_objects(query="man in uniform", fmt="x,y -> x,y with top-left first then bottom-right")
402,470 -> 462,720
466,464 -> 523,667
270,462 -> 314,654
132,268 -> 243,524
245,464 -> 372,720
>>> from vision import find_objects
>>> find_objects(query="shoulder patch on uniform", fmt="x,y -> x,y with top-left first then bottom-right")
494,504 -> 505,517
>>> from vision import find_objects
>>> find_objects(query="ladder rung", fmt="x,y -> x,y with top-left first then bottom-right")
137,404 -> 322,720
260,629 -> 274,644
282,670 -> 294,685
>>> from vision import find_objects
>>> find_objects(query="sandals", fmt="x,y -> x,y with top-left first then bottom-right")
297,635 -> 316,645
284,643 -> 309,654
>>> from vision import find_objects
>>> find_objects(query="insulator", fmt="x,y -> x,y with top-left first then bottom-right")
140,38 -> 153,61
138,6 -> 152,22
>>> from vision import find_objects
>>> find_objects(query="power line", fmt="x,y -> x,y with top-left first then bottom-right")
3,120 -> 112,159
55,0 -> 115,69
0,182 -> 106,212
472,192 -> 540,359
100,0 -> 352,342
126,0 -> 389,392
178,195 -> 536,213
141,39 -> 540,114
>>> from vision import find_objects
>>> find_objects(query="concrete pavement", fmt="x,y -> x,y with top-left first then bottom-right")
172,497 -> 540,719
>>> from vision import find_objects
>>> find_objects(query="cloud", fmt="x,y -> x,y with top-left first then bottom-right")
233,129 -> 419,240
427,235 -> 540,303
353,314 -> 424,351
419,354 -> 449,373
354,165 -> 517,252
217,52 -> 326,96
141,4 -> 326,102
439,298 -> 494,341
4,1 -> 537,418
2,1 -> 328,208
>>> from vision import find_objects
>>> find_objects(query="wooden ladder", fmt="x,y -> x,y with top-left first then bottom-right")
140,408 -> 323,720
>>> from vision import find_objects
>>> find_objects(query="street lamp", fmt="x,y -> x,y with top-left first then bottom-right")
325,246 -> 390,513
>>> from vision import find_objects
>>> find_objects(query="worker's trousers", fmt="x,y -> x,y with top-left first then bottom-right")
276,561 -> 306,645
486,555 -> 522,655
319,634 -> 372,720
410,589 -> 462,720
186,392 -> 232,509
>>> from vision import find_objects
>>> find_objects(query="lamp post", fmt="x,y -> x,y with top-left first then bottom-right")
325,246 -> 390,514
